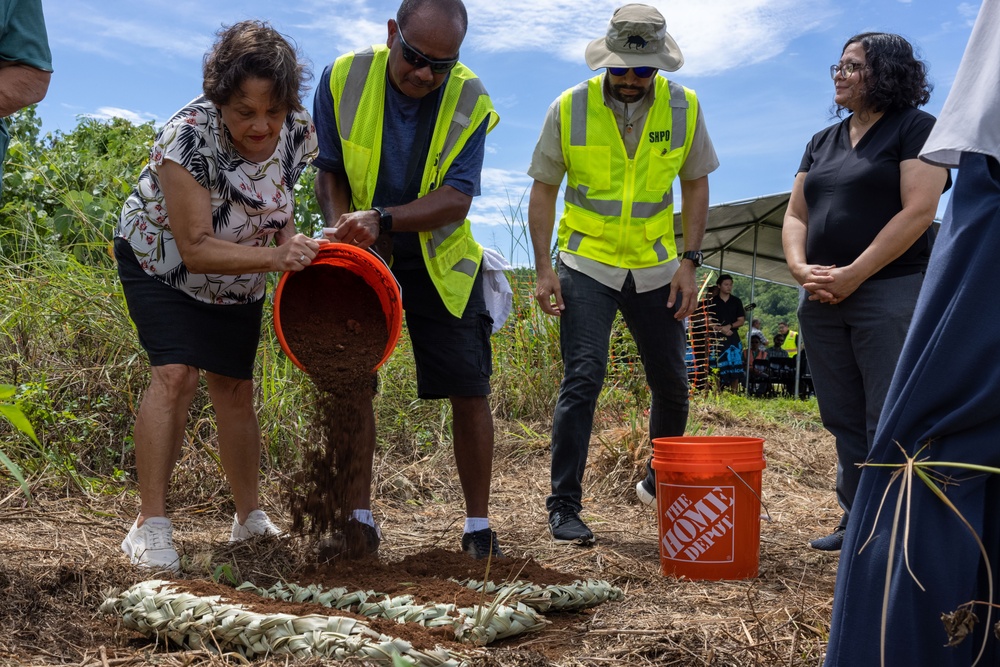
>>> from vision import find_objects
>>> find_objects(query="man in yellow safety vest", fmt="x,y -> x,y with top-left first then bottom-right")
527,4 -> 719,545
778,321 -> 800,357
313,0 -> 502,560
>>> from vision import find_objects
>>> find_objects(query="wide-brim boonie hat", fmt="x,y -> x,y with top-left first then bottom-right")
585,3 -> 684,72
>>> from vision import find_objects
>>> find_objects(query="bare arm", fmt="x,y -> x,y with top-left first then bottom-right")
315,168 -> 353,224
527,179 -> 563,316
782,172 -> 836,299
319,164 -> 473,248
0,63 -> 50,117
158,160 -> 321,274
671,175 -> 709,319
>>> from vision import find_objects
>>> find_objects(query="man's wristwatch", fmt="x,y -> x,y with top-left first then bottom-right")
681,250 -> 703,267
372,206 -> 393,233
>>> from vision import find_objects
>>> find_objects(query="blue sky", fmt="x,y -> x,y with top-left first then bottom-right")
37,0 -> 980,265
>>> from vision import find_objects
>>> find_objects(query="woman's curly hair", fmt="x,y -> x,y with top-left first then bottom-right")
839,32 -> 931,115
202,20 -> 311,112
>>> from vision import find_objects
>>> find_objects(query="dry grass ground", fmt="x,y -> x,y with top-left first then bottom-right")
0,400 -> 842,667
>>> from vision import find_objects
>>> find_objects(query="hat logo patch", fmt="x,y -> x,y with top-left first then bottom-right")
624,34 -> 649,50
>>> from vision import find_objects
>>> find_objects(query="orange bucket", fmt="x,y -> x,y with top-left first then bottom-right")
273,244 -> 402,372
651,436 -> 766,580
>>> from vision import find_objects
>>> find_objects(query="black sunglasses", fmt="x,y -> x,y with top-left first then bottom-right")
395,23 -> 459,74
607,66 -> 657,79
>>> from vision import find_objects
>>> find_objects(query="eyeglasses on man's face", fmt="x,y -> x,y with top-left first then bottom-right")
830,62 -> 866,80
395,23 -> 459,74
608,66 -> 657,79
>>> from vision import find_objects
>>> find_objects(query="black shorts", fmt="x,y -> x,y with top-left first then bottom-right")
394,261 -> 493,400
114,237 -> 264,379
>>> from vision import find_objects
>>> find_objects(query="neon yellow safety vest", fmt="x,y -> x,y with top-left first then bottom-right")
329,45 -> 499,318
557,75 -> 699,267
782,330 -> 799,358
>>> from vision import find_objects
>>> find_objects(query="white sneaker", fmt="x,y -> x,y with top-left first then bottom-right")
230,509 -> 282,542
121,517 -> 180,573
636,480 -> 656,508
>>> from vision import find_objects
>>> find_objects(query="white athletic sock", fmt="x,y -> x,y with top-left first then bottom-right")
464,517 -> 489,533
352,509 -> 375,527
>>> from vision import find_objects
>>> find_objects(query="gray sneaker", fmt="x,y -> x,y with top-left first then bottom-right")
121,517 -> 180,573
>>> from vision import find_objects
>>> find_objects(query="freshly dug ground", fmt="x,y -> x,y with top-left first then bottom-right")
0,399 -> 844,666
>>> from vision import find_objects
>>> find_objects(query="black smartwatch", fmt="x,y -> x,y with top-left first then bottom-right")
372,206 -> 393,233
681,250 -> 703,267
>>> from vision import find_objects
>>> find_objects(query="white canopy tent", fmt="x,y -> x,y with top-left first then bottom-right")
672,191 -> 795,288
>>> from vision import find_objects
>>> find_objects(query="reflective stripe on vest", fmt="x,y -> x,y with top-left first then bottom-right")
557,74 -> 698,268
329,45 -> 499,316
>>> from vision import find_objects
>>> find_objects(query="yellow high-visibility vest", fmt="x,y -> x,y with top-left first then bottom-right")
557,74 -> 699,267
782,330 -> 799,357
329,45 -> 499,317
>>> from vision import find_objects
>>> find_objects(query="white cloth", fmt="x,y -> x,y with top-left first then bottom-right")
920,0 -> 1000,168
481,247 -> 513,333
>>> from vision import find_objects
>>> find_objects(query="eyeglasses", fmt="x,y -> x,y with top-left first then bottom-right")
830,62 -> 866,79
395,23 -> 459,74
608,66 -> 657,78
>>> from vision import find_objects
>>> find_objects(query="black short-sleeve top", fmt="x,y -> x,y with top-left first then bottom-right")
798,106 -> 948,280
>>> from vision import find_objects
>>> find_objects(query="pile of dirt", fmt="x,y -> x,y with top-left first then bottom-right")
279,263 -> 388,553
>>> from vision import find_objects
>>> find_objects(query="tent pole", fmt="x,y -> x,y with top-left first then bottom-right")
744,222 -> 760,397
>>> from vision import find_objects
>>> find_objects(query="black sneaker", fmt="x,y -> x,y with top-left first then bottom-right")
319,520 -> 381,560
809,526 -> 846,551
636,479 -> 656,507
549,504 -> 595,546
462,528 -> 505,560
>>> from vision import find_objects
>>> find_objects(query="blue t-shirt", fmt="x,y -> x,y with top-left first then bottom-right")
313,63 -> 486,268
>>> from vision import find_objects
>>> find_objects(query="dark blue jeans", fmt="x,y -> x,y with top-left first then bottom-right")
547,261 -> 690,513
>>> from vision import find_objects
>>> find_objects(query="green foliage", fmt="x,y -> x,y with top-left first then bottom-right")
723,273 -> 800,338
0,383 -> 37,500
2,108 -> 156,265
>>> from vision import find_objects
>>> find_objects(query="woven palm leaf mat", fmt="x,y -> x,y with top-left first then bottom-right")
101,548 -> 624,664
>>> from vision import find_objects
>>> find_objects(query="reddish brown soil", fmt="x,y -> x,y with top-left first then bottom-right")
279,264 -> 387,389
280,263 -> 387,554
180,577 -> 465,651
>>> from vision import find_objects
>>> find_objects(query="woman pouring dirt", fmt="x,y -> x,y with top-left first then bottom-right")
114,20 -> 321,572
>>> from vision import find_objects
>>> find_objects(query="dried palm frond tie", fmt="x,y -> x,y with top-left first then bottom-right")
102,575 -> 625,661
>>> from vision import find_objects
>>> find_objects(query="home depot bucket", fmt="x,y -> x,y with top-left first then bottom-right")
273,244 -> 402,374
651,436 -> 766,580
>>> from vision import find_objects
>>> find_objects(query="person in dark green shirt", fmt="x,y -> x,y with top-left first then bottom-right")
1,0 -> 53,195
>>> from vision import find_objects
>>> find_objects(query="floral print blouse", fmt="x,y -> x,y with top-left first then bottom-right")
117,97 -> 318,305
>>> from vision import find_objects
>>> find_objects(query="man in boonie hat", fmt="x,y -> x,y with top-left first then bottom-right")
527,3 -> 719,546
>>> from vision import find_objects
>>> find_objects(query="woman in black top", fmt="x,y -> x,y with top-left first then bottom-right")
782,33 -> 950,552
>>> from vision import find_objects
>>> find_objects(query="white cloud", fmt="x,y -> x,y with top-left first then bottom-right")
958,2 -> 981,25
53,10 -> 209,61
465,0 -> 836,76
470,167 -> 534,226
84,107 -> 161,125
